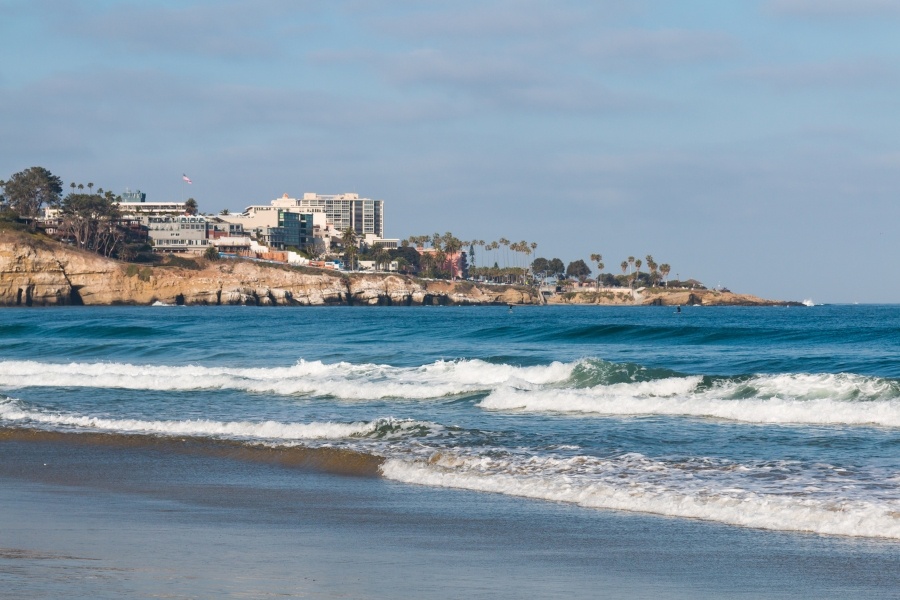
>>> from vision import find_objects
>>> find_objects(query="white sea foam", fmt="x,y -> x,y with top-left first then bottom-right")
381,452 -> 900,539
478,372 -> 900,427
0,397 -> 431,441
0,359 -> 574,400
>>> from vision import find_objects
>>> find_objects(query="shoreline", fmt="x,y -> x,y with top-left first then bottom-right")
3,435 -> 898,599
1,230 -> 797,307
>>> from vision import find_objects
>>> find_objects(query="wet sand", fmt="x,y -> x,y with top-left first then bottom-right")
1,436 -> 897,599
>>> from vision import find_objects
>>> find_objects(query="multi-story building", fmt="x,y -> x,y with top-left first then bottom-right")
273,192 -> 384,239
147,215 -> 210,253
218,204 -> 316,251
117,189 -> 187,218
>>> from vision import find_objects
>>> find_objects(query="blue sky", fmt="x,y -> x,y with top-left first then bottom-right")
2,0 -> 899,302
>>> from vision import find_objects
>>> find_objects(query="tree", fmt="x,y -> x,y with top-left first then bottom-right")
219,208 -> 230,215
633,259 -> 642,288
441,232 -> 463,279
389,246 -> 421,272
59,191 -> 124,257
645,255 -> 658,286
548,258 -> 565,278
184,197 -> 198,215
204,244 -> 220,261
566,259 -> 591,282
499,238 -> 510,268
374,247 -> 391,271
2,167 -> 63,219
341,226 -> 359,270
531,257 -> 550,277
419,251 -> 436,277
659,263 -> 671,287
590,253 -> 604,288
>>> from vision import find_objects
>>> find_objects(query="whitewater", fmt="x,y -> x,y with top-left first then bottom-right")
2,304 -> 899,540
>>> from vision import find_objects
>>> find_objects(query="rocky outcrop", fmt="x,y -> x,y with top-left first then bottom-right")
0,232 -> 540,307
546,287 -> 799,307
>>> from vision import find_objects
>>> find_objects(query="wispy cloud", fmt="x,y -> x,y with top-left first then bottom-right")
765,0 -> 900,19
368,0 -> 638,40
368,48 -> 651,113
736,60 -> 900,90
34,0 -> 318,59
581,29 -> 737,67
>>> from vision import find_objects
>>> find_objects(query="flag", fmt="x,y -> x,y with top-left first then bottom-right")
182,174 -> 192,184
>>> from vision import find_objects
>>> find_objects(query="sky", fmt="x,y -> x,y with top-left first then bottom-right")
2,0 -> 899,303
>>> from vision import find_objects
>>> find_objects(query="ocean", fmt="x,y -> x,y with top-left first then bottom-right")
1,304 -> 898,598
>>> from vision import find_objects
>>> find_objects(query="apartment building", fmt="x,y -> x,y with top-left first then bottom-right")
272,192 -> 384,239
147,215 -> 210,253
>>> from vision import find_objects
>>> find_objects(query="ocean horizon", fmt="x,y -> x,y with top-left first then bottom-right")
2,304 -> 898,598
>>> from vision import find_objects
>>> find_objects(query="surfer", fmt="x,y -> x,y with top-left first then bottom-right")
676,305 -> 681,313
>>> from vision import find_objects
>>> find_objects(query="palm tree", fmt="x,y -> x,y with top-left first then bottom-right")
590,253 -> 604,288
645,255 -> 658,286
70,182 -> 76,194
77,183 -> 84,192
521,242 -> 532,283
374,247 -> 391,271
342,226 -> 359,270
634,259 -> 642,288
659,263 -> 671,287
395,256 -> 410,274
87,182 -> 94,194
441,232 -> 462,279
499,238 -> 510,268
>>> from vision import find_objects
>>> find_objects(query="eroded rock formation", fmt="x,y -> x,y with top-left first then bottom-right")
0,232 -> 539,307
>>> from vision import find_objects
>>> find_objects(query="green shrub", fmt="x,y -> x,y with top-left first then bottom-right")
162,255 -> 201,270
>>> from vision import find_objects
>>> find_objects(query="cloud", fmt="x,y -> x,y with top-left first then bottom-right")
34,0 -> 318,60
0,68 -> 463,163
581,29 -> 737,67
736,60 -> 900,90
765,0 -> 900,19
390,49 -> 646,112
369,0 -> 639,40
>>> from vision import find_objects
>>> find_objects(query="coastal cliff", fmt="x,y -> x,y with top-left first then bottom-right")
0,231 -> 537,306
546,287 -> 799,307
0,231 -> 795,307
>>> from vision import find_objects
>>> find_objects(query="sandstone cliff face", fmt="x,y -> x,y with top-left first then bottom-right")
0,232 -> 540,307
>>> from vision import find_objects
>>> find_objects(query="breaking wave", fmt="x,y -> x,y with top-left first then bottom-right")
381,452 -> 900,539
0,397 -> 436,442
479,367 -> 900,427
2,358 -> 898,427
0,358 -> 573,400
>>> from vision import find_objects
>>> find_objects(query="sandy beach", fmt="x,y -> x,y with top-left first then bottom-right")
2,433 -> 897,600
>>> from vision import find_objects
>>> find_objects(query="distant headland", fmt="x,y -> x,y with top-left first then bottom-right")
0,230 -> 798,307
0,167 -> 799,307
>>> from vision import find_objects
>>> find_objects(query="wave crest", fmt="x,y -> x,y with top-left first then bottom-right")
381,452 -> 900,539
0,397 -> 436,441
